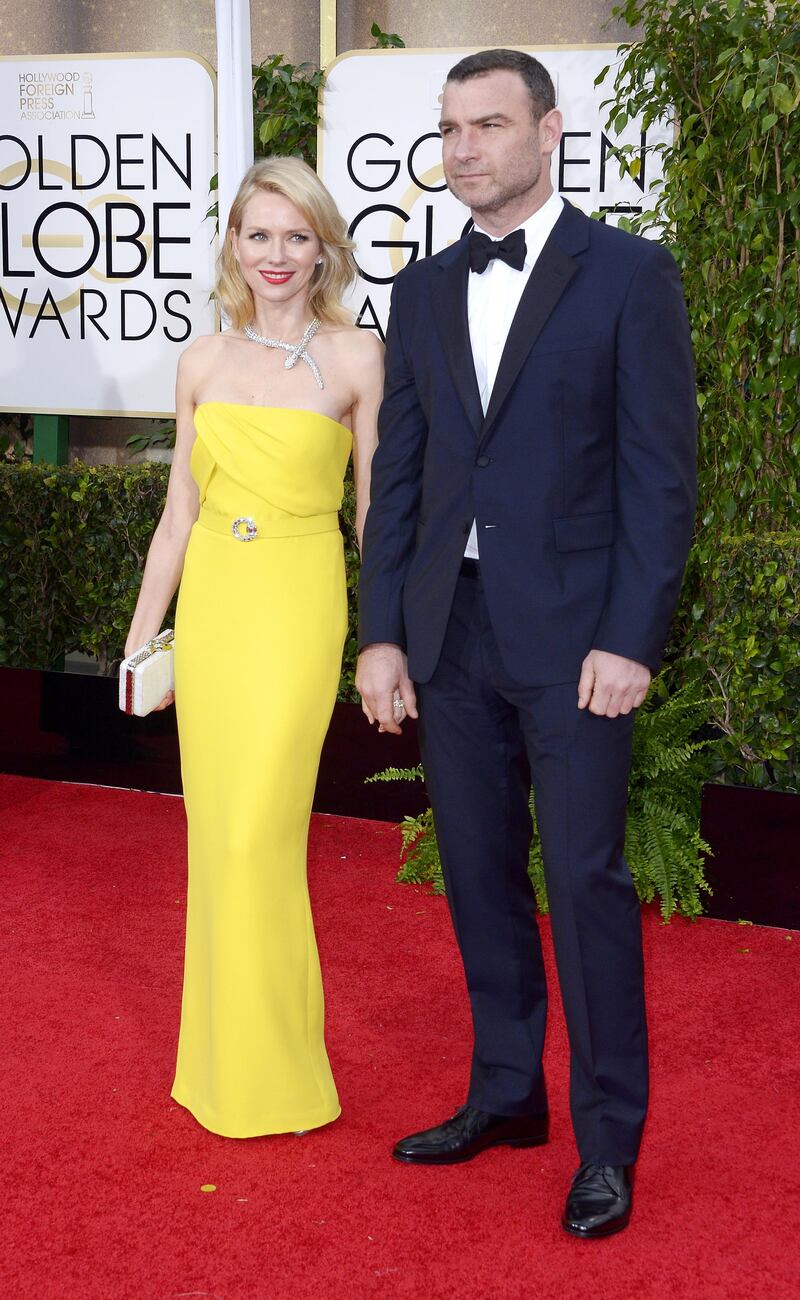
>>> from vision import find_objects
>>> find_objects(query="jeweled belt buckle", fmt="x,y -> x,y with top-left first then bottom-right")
232,515 -> 258,542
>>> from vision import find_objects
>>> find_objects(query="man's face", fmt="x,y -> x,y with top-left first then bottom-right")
440,70 -> 559,219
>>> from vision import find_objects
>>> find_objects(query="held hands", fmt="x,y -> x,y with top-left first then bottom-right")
356,644 -> 418,734
577,649 -> 651,717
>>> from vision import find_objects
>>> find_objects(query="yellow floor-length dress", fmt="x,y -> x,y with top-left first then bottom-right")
171,402 -> 351,1137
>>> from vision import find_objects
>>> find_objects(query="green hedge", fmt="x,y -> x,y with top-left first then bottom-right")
0,462 -> 170,675
671,533 -> 800,789
0,460 -> 361,697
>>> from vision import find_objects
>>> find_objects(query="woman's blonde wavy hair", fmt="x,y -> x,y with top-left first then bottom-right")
216,157 -> 356,330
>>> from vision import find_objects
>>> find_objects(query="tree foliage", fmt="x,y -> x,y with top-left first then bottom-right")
598,0 -> 799,789
253,56 -> 326,166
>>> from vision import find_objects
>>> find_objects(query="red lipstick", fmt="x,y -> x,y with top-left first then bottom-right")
259,270 -> 294,285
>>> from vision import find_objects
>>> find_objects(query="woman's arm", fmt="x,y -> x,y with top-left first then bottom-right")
123,341 -> 205,660
348,330 -> 384,551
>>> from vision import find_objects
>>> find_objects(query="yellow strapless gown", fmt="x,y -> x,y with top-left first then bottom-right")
171,402 -> 351,1138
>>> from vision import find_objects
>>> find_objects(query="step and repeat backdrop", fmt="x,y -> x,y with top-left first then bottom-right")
0,53 -> 216,416
319,47 -> 669,339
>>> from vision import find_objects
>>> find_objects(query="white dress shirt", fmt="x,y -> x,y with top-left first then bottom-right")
464,190 -> 564,559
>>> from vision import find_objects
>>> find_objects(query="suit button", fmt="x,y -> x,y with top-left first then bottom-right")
475,455 -> 491,468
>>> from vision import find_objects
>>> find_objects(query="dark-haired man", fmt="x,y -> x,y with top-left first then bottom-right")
357,48 -> 696,1238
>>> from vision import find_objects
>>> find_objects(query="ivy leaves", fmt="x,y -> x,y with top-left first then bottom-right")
369,23 -> 405,49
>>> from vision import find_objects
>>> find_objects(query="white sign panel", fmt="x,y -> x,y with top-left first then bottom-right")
0,53 -> 216,416
320,47 -> 670,339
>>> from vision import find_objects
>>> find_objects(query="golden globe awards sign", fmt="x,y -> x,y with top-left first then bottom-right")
0,53 -> 216,416
319,47 -> 671,340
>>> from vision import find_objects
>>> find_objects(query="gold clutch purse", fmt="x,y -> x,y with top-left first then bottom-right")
118,630 -> 175,716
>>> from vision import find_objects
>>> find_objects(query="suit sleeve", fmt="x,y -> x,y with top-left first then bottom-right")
591,242 -> 698,673
358,271 -> 430,651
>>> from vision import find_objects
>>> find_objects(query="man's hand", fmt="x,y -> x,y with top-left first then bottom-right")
577,650 -> 651,717
356,643 -> 418,734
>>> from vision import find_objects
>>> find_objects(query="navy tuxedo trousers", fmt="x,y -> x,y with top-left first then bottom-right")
417,567 -> 648,1166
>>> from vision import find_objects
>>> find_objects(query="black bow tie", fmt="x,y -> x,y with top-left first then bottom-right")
468,228 -> 527,274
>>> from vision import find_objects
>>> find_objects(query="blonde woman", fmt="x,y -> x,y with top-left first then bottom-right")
125,158 -> 382,1138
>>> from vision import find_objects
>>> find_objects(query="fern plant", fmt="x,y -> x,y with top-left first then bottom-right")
367,769 -> 550,912
367,675 -> 714,921
622,676 -> 714,917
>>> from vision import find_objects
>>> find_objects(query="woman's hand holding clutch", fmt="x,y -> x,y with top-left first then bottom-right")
119,630 -> 175,716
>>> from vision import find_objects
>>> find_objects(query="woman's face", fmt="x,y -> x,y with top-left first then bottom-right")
231,190 -> 323,314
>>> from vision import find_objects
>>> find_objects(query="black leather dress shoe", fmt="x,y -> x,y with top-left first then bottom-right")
392,1104 -> 549,1165
561,1163 -> 633,1238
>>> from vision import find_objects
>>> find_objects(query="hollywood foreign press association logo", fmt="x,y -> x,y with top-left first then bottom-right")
18,67 -> 96,122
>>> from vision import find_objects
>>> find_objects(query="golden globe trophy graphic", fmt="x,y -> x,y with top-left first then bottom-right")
82,73 -> 95,120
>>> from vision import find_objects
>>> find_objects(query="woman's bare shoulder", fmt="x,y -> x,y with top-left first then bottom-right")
178,331 -> 218,366
326,323 -> 384,361
177,329 -> 243,377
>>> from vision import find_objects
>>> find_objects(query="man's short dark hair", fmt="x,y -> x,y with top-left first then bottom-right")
446,48 -> 556,120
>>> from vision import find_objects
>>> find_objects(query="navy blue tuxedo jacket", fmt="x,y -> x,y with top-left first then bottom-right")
359,202 -> 697,686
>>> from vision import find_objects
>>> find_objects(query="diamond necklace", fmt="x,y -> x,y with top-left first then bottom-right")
242,317 -> 324,389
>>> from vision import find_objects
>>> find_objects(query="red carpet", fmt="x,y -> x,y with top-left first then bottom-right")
0,773 -> 798,1299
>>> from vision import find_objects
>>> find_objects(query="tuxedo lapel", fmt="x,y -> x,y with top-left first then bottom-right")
481,241 -> 578,440
480,203 -> 590,442
431,240 -> 483,436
